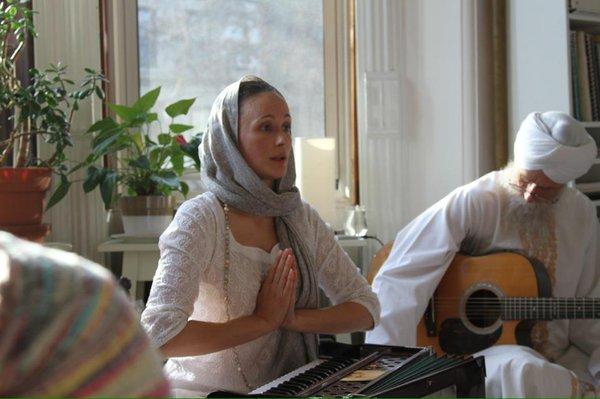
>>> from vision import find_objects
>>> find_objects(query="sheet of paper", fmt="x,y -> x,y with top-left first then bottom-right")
341,369 -> 386,382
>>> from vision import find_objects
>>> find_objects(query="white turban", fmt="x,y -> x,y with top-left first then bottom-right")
514,111 -> 597,184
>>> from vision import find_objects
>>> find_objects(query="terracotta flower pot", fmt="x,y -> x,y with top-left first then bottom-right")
0,223 -> 51,243
0,167 -> 53,242
0,167 -> 52,224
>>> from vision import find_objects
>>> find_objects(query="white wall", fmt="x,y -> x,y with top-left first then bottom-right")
31,0 -> 500,256
507,0 -> 570,158
356,0 -> 494,243
34,0 -> 107,262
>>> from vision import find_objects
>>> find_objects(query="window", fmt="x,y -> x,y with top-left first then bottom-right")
105,0 -> 356,203
137,0 -> 325,140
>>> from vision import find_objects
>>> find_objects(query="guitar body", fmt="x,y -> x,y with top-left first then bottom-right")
416,252 -> 550,355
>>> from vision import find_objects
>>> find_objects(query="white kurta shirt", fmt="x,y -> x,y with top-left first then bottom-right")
366,171 -> 600,387
142,192 -> 380,397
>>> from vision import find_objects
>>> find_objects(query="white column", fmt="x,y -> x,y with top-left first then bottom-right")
507,0 -> 570,158
355,0 -> 494,243
33,0 -> 107,263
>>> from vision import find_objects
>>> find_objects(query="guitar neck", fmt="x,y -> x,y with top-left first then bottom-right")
500,297 -> 600,320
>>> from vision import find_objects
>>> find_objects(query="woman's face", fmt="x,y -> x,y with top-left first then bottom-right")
238,91 -> 292,187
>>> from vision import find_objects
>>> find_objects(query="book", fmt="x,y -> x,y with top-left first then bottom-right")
571,31 -> 581,120
585,33 -> 599,120
570,0 -> 600,14
577,31 -> 593,121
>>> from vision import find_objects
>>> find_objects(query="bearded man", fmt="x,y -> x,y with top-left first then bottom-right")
366,111 -> 600,397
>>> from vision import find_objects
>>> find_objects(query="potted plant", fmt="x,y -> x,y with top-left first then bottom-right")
76,86 -> 202,237
0,0 -> 104,242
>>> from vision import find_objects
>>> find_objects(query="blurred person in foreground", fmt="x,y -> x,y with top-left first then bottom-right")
0,231 -> 170,397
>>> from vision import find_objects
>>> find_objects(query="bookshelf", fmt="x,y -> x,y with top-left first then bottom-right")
581,121 -> 600,128
570,10 -> 600,25
569,6 -> 600,201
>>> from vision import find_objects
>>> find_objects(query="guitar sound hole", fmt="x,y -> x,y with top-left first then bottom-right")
465,289 -> 501,328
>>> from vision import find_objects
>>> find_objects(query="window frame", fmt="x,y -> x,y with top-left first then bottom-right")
103,0 -> 358,204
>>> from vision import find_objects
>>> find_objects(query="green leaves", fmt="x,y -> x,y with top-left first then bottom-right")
169,123 -> 194,134
46,174 -> 71,210
1,1 -> 109,211
73,87 -> 202,204
80,166 -> 120,208
94,85 -> 104,100
171,151 -> 184,175
91,131 -> 121,156
179,132 -> 203,171
128,155 -> 150,170
108,99 -> 159,127
133,87 -> 161,113
166,98 -> 196,118
150,171 -> 180,190
87,117 -> 118,133
83,166 -> 104,193
108,103 -> 138,122
180,181 -> 189,197
157,133 -> 171,145
100,170 -> 118,208
103,87 -> 159,128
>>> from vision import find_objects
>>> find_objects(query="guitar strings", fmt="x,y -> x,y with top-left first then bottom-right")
420,297 -> 598,317
430,299 -> 596,307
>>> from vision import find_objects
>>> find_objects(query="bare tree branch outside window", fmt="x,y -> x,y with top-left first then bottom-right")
137,0 -> 324,140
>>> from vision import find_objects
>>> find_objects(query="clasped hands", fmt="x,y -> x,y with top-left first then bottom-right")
254,248 -> 299,332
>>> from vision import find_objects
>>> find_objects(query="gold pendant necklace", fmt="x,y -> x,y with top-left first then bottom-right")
222,202 -> 253,391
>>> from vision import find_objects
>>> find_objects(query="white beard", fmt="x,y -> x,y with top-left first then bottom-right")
505,193 -> 553,234
500,165 -> 556,241
500,165 -> 562,360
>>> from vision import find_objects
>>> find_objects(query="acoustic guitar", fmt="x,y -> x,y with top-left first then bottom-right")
416,252 -> 600,355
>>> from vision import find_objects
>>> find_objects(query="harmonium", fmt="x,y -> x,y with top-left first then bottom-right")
209,342 -> 486,397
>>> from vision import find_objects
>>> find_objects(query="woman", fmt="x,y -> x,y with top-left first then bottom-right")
141,75 -> 380,397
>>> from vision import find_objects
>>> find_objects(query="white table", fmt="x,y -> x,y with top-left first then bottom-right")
98,235 -> 373,301
98,238 -> 160,300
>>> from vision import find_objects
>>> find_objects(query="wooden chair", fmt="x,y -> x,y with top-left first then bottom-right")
367,241 -> 394,284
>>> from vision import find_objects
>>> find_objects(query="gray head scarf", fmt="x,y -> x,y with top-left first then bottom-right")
200,75 -> 319,364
